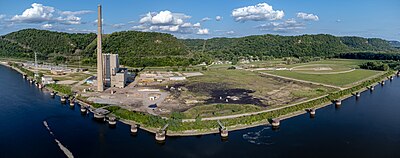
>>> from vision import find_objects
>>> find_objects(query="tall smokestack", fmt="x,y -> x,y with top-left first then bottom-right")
97,5 -> 104,91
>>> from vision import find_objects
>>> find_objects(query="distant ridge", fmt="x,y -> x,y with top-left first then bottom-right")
1,28 -> 399,67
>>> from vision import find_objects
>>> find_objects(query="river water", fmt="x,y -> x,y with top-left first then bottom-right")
1,65 -> 400,158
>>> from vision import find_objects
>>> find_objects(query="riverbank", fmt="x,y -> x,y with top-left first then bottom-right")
1,62 -> 395,137
0,61 -> 26,75
106,70 -> 393,136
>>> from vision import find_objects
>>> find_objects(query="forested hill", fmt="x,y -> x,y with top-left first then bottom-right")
181,34 -> 399,61
0,28 -> 399,67
1,29 -> 96,59
82,30 -> 192,66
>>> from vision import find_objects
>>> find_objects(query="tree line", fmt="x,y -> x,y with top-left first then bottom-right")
1,29 -> 399,67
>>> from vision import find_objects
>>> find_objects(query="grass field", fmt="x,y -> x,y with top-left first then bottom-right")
52,73 -> 91,81
183,104 -> 262,118
266,69 -> 382,87
291,64 -> 352,74
284,59 -> 370,69
256,59 -> 384,87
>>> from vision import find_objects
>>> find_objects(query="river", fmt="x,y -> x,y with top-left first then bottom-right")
0,65 -> 400,158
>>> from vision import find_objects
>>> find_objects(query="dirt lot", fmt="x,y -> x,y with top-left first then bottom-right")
151,69 -> 336,112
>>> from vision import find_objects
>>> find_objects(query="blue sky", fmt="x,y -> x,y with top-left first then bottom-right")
0,0 -> 399,40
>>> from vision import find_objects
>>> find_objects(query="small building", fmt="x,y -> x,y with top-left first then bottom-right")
110,68 -> 127,88
169,76 -> 186,81
51,69 -> 65,75
41,76 -> 55,85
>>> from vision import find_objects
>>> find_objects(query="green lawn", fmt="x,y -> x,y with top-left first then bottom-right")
183,104 -> 262,119
282,59 -> 370,69
266,69 -> 382,87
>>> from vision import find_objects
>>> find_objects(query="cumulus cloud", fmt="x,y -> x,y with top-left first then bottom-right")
139,10 -> 189,25
0,14 -> 5,20
201,17 -> 211,22
11,3 -> 55,23
197,28 -> 209,35
336,19 -> 341,23
296,12 -> 319,21
257,19 -> 305,32
232,3 -> 284,22
133,10 -> 209,35
11,3 -> 92,25
215,16 -> 222,21
41,23 -> 53,29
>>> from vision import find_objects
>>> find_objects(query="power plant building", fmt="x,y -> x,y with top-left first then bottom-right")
97,5 -> 127,91
103,54 -> 127,88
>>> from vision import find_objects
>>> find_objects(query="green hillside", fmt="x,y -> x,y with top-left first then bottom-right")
0,28 -> 399,67
82,30 -> 198,67
182,34 -> 398,61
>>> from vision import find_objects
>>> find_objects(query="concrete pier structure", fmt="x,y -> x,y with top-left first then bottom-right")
220,128 -> 228,138
271,119 -> 280,129
60,96 -> 66,103
369,86 -> 374,91
155,130 -> 166,142
309,109 -> 316,118
355,92 -> 361,98
335,99 -> 342,106
94,113 -> 105,121
107,116 -> 117,127
80,105 -> 87,113
130,124 -> 138,133
155,124 -> 169,142
69,99 -> 75,106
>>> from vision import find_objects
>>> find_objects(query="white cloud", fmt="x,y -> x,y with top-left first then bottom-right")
232,3 -> 284,22
336,19 -> 341,23
11,3 -> 92,25
215,16 -> 222,21
197,28 -> 209,35
0,14 -> 5,20
201,17 -> 211,22
257,19 -> 305,32
134,10 -> 209,35
139,10 -> 189,25
41,23 -> 53,29
296,12 -> 319,21
11,3 -> 55,23
193,22 -> 201,27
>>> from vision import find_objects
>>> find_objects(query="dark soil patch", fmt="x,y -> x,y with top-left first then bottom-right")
205,88 -> 266,107
167,82 -> 267,107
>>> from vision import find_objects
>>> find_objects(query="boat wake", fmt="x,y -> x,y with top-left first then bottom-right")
242,127 -> 274,145
43,121 -> 74,158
